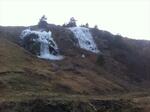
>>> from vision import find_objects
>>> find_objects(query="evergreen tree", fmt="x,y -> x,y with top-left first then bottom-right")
38,15 -> 48,30
66,17 -> 77,27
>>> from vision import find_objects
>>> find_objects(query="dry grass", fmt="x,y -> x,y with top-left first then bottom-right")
0,34 -> 150,111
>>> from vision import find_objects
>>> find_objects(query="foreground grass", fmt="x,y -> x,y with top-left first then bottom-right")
0,91 -> 149,112
0,89 -> 150,102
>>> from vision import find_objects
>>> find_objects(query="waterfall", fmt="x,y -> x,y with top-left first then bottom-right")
20,29 -> 63,60
40,42 -> 50,58
37,31 -> 63,60
69,27 -> 99,53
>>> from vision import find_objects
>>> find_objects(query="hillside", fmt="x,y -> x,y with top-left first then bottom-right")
0,24 -> 150,112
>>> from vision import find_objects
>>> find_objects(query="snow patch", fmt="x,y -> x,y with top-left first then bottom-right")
69,27 -> 99,53
20,29 -> 63,60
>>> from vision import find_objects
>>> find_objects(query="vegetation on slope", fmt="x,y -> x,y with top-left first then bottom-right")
0,25 -> 150,111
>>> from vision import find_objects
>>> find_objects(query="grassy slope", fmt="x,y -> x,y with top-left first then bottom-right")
0,27 -> 150,111
0,39 -> 149,112
0,37 -> 125,97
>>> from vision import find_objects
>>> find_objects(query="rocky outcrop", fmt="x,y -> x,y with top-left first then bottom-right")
47,24 -> 79,56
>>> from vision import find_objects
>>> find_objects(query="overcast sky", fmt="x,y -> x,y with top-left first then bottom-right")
0,0 -> 150,40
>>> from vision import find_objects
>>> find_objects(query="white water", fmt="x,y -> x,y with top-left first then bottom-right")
69,27 -> 99,53
20,29 -> 63,60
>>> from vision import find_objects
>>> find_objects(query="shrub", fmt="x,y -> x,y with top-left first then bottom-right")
96,54 -> 105,66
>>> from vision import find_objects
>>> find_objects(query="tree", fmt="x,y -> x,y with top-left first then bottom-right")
38,15 -> 48,30
96,54 -> 105,66
85,23 -> 89,28
94,25 -> 98,29
65,17 -> 77,27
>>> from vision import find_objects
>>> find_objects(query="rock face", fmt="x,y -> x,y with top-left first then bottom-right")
47,24 -> 79,56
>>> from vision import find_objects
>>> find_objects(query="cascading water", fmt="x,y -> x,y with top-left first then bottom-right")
40,41 -> 50,58
20,29 -> 63,60
69,27 -> 99,53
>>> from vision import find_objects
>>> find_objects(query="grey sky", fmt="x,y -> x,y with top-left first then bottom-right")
0,0 -> 150,40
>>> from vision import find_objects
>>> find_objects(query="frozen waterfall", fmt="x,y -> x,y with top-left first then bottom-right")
20,29 -> 63,60
69,27 -> 99,53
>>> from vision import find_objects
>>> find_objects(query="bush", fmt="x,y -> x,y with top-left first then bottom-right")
96,54 -> 105,66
